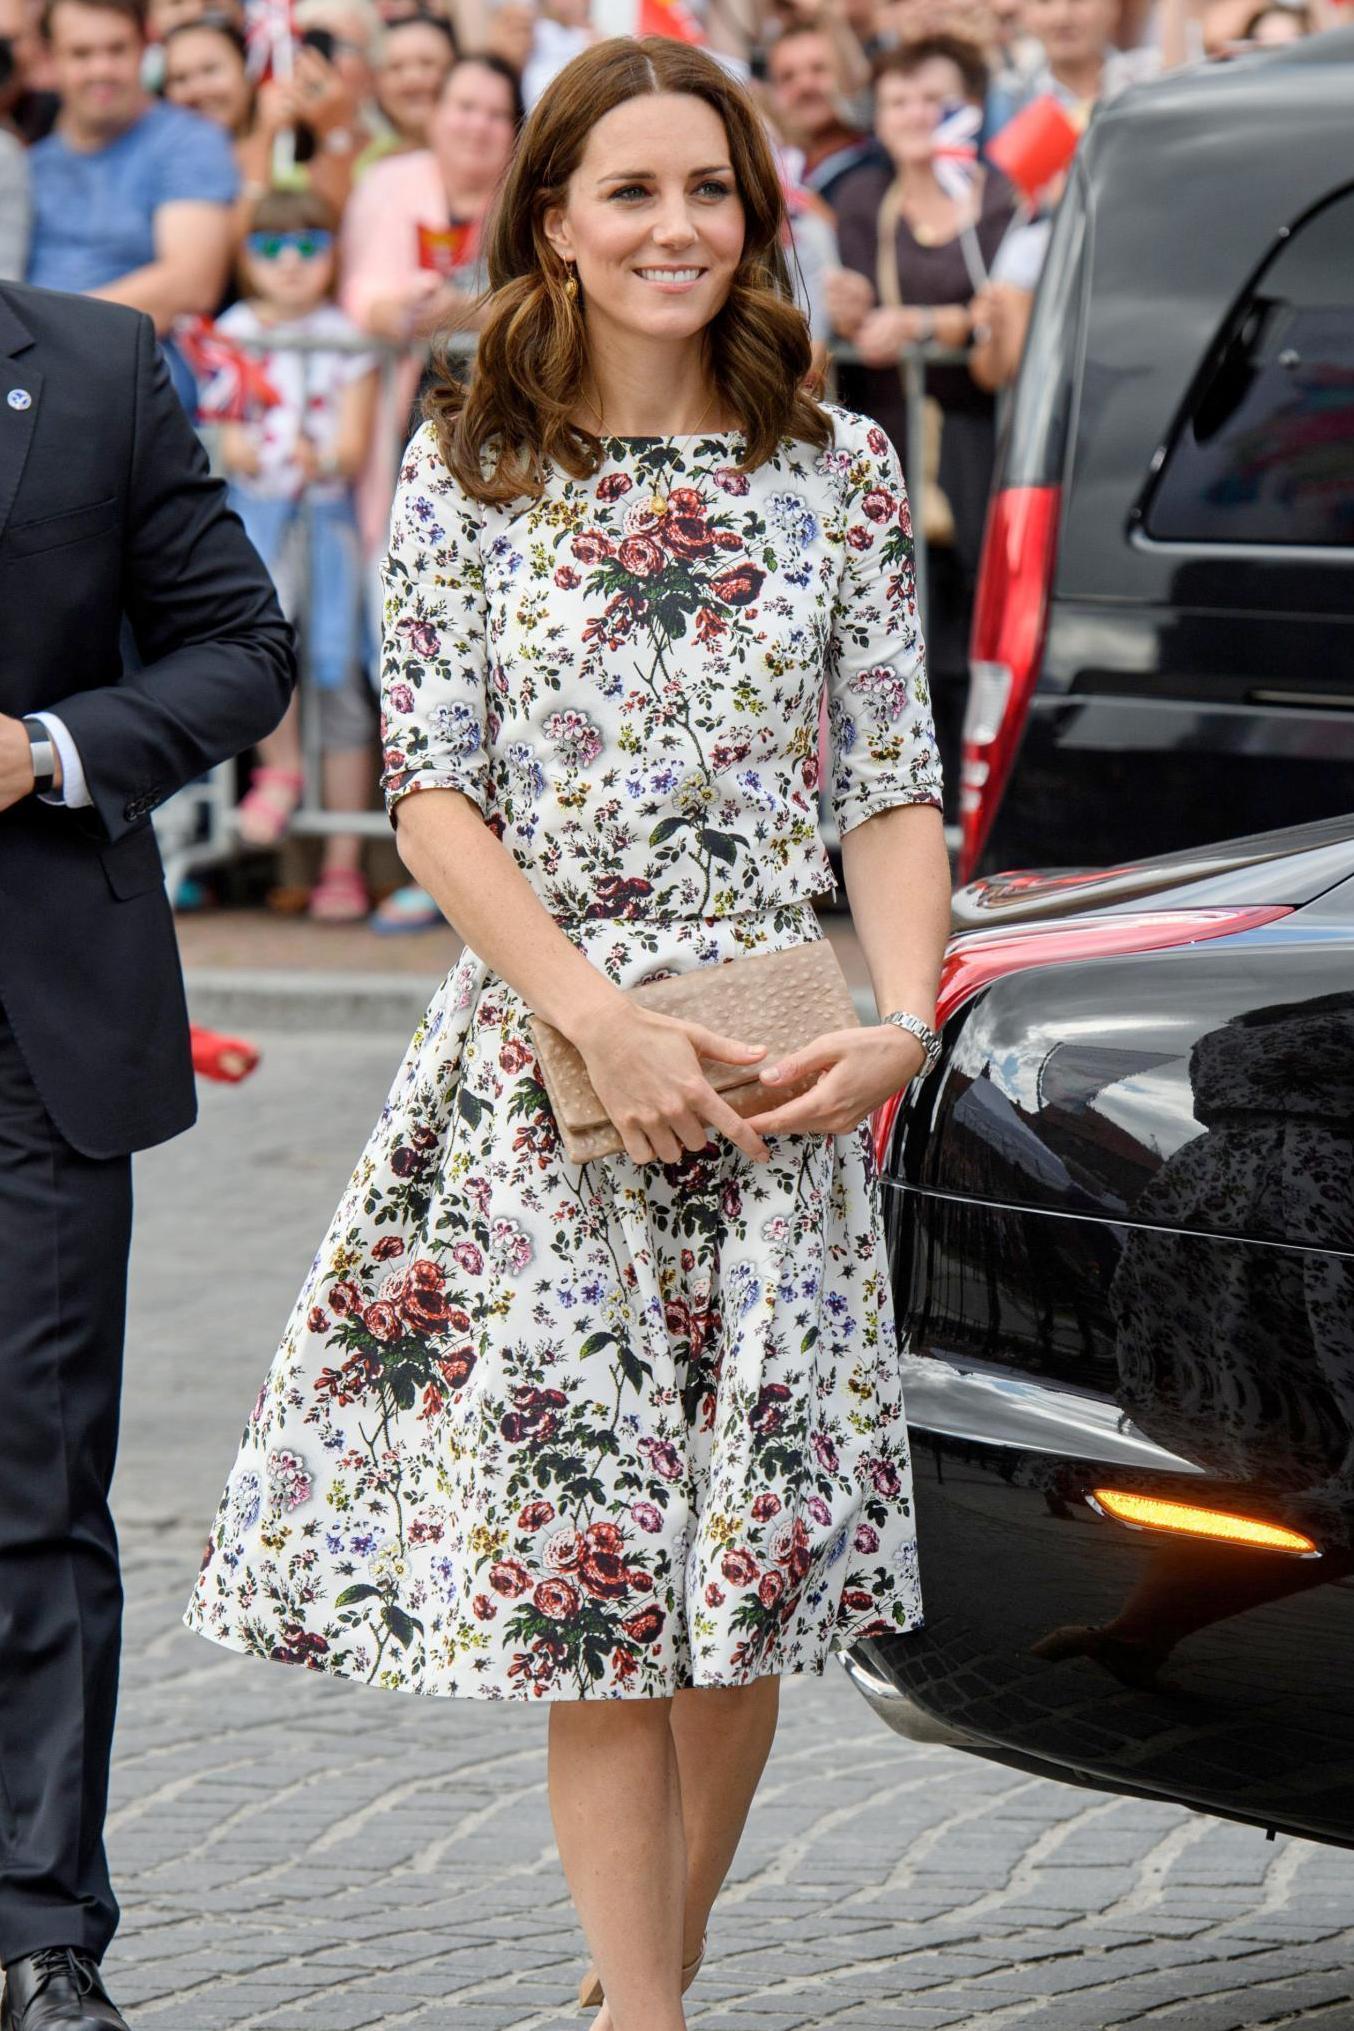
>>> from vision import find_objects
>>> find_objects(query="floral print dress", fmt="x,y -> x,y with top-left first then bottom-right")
184,401 -> 942,1701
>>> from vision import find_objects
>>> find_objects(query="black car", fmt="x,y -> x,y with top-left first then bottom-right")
958,29 -> 1354,884
846,812 -> 1354,1848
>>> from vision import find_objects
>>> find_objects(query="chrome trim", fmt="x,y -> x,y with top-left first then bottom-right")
836,1648 -> 978,1746
900,1352 -> 1205,1474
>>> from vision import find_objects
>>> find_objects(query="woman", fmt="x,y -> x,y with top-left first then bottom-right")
341,51 -> 522,347
184,35 -> 949,2027
363,7 -> 456,162
161,14 -> 361,228
827,34 -> 1015,798
342,47 -> 522,929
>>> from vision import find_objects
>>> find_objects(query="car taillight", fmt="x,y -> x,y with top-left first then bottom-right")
869,904 -> 1291,1169
958,485 -> 1062,885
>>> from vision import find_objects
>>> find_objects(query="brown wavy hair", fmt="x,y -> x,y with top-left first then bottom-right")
423,34 -> 833,506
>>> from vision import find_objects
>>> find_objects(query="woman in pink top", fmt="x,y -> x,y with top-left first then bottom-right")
343,50 -> 522,930
342,51 -> 522,545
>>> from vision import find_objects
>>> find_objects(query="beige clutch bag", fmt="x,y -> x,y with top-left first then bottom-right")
527,939 -> 860,1164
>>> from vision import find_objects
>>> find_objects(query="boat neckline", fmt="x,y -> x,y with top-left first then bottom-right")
602,428 -> 747,441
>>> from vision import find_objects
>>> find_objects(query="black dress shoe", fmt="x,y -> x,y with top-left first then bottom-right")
0,1950 -> 129,2031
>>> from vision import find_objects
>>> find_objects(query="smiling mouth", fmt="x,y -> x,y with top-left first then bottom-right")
634,267 -> 706,286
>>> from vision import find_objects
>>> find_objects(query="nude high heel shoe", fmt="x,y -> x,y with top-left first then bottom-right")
576,1932 -> 707,2010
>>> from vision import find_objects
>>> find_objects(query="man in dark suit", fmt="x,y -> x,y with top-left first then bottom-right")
0,281 -> 296,2031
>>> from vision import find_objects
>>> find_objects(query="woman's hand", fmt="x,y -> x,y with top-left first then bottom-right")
577,1006 -> 775,1168
825,265 -> 875,340
742,1024 -> 925,1137
363,270 -> 443,341
253,75 -> 308,136
218,422 -> 261,478
855,305 -> 925,368
291,44 -> 359,138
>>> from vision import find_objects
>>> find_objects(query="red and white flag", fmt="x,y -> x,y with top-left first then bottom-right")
243,0 -> 294,81
174,316 -> 283,424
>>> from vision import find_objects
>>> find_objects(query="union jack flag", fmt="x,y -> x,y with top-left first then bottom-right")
174,316 -> 283,424
931,101 -> 982,203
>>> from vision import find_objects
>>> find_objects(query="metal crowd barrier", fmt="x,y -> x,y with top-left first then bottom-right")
155,330 -> 967,901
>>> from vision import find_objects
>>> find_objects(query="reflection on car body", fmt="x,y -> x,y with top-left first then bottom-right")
841,813 -> 1354,1849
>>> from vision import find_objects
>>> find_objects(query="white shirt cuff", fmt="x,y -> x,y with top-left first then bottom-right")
30,712 -> 93,809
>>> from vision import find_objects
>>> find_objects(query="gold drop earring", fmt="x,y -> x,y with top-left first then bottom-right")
563,262 -> 578,302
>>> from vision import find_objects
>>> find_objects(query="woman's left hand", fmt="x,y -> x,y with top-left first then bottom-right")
742,1024 -> 926,1137
855,306 -> 924,367
292,45 -> 359,137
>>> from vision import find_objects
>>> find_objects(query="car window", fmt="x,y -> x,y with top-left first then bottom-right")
1143,185 -> 1354,548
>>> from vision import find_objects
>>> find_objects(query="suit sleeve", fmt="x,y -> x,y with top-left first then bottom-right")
46,313 -> 298,844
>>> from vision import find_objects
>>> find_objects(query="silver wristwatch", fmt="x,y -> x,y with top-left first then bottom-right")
22,717 -> 57,796
880,1009 -> 942,1076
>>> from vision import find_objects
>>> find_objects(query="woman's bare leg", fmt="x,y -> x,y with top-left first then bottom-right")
669,1675 -> 781,1955
550,1676 -> 782,2031
548,1695 -> 688,2031
316,744 -> 373,878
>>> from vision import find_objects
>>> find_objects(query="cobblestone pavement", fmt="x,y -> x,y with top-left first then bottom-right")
113,1031 -> 1354,2031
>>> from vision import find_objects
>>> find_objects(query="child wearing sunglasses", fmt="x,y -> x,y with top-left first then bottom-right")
217,188 -> 381,922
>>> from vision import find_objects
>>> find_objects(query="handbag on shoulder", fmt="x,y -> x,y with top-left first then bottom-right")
527,939 -> 860,1163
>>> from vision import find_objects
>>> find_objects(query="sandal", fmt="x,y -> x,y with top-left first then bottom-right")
307,867 -> 370,923
237,766 -> 305,848
577,1931 -> 706,2011
370,882 -> 443,934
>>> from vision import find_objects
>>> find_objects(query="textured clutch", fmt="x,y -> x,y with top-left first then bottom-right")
527,938 -> 860,1163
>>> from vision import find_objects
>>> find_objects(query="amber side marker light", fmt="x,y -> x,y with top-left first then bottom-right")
1090,1490 -> 1318,1558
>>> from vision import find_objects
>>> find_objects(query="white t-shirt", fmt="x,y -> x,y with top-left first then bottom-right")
990,216 -> 1054,292
217,300 -> 378,503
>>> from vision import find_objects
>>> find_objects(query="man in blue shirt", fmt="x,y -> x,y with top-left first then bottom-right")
25,0 -> 238,405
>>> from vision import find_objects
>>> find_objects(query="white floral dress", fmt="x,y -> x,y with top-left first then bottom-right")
184,402 -> 942,1701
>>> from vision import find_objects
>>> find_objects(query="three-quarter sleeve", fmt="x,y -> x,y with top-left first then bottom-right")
379,420 -> 491,820
825,411 -> 943,835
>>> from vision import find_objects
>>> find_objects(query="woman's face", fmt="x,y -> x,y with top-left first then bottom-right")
162,23 -> 251,131
1250,6 -> 1305,40
375,17 -> 452,143
542,93 -> 746,355
875,56 -> 969,170
429,59 -> 517,188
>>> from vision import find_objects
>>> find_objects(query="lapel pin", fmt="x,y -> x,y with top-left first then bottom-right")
7,389 -> 33,411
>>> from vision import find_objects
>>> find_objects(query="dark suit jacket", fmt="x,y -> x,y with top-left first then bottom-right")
0,282 -> 297,1159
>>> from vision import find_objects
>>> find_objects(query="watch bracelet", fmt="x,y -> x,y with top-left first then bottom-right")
22,717 -> 57,793
880,1008 -> 941,1070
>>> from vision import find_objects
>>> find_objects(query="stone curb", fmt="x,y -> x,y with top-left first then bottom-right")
186,968 -> 880,1034
185,968 -> 442,1034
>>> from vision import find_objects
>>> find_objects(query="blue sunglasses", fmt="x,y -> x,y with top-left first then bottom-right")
246,229 -> 335,261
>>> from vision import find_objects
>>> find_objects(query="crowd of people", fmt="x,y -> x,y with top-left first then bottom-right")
0,0 -> 1330,924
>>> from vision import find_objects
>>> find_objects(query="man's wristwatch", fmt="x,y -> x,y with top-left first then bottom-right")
880,1009 -> 942,1077
21,717 -> 57,796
